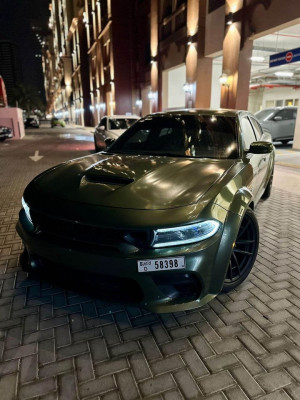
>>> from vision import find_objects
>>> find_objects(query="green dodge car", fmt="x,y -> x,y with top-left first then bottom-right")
17,109 -> 274,312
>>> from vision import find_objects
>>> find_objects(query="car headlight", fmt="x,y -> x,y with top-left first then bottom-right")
151,220 -> 220,248
22,197 -> 32,224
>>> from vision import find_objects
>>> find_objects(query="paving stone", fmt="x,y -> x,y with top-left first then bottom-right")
79,375 -> 116,397
173,368 -> 202,399
181,349 -> 210,378
58,371 -> 78,400
116,371 -> 139,400
139,374 -> 175,397
39,359 -> 73,380
256,370 -> 293,392
151,354 -> 184,375
230,365 -> 265,397
199,370 -> 236,395
19,378 -> 56,399
95,358 -> 128,377
129,353 -> 152,381
205,354 -> 239,373
0,372 -> 17,400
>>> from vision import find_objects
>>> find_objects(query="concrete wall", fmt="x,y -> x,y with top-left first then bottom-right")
0,108 -> 25,139
248,86 -> 300,113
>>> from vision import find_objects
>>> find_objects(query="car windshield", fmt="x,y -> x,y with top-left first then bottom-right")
108,118 -> 138,130
107,114 -> 238,159
255,109 -> 276,121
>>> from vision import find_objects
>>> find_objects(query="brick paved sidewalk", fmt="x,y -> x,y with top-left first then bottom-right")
1,134 -> 300,399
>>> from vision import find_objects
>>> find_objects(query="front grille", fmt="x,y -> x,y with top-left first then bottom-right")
30,210 -> 128,247
30,210 -> 151,249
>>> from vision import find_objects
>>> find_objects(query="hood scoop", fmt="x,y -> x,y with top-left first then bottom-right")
84,173 -> 134,186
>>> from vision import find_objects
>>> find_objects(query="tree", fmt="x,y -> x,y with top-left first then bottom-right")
9,84 -> 46,115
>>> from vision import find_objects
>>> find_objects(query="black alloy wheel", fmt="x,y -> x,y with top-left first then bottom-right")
223,208 -> 259,292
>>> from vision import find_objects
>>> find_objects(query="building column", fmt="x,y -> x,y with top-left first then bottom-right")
150,0 -> 158,113
194,0 -> 213,109
220,0 -> 253,109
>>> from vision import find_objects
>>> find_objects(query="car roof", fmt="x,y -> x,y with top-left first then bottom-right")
152,108 -> 242,117
107,115 -> 139,119
256,106 -> 297,111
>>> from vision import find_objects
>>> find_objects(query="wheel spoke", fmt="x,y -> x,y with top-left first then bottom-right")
233,248 -> 253,256
232,252 -> 241,275
236,239 -> 255,245
228,259 -> 233,281
237,220 -> 250,239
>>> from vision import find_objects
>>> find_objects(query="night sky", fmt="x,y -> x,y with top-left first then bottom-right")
0,0 -> 50,102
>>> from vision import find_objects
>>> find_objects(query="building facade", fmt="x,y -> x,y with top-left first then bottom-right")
44,0 -> 300,150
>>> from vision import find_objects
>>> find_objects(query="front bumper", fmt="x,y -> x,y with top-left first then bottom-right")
16,205 -> 237,313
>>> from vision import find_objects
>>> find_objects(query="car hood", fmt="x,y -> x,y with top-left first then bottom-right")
32,153 -> 240,210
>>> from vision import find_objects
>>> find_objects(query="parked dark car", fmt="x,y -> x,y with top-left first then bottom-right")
17,109 -> 274,313
255,106 -> 297,144
0,125 -> 13,141
25,116 -> 39,128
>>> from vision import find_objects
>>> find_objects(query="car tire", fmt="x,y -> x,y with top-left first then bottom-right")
262,169 -> 273,199
19,249 -> 32,272
222,208 -> 259,292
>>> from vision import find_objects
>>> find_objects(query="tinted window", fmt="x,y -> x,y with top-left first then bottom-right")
241,118 -> 256,150
108,118 -> 138,130
276,108 -> 297,120
108,114 -> 238,159
250,117 -> 263,139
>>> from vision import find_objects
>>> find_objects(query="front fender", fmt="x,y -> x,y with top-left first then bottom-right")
209,187 -> 253,294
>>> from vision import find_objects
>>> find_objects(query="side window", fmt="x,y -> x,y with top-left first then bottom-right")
275,109 -> 294,120
250,117 -> 263,139
241,118 -> 257,150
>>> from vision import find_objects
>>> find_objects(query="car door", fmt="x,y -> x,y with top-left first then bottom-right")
272,108 -> 294,141
240,116 -> 262,200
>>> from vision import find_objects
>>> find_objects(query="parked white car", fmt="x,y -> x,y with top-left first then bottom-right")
94,115 -> 139,151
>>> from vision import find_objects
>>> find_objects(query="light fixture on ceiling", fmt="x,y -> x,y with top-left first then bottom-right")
250,56 -> 265,62
274,71 -> 293,77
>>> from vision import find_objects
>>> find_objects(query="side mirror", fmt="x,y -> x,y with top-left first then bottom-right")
105,138 -> 115,147
273,116 -> 282,121
99,125 -> 105,131
248,141 -> 273,154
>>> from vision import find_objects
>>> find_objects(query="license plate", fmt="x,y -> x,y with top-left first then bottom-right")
137,257 -> 185,273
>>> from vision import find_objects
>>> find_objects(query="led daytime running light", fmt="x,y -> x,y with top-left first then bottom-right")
22,197 -> 32,224
151,220 -> 220,248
